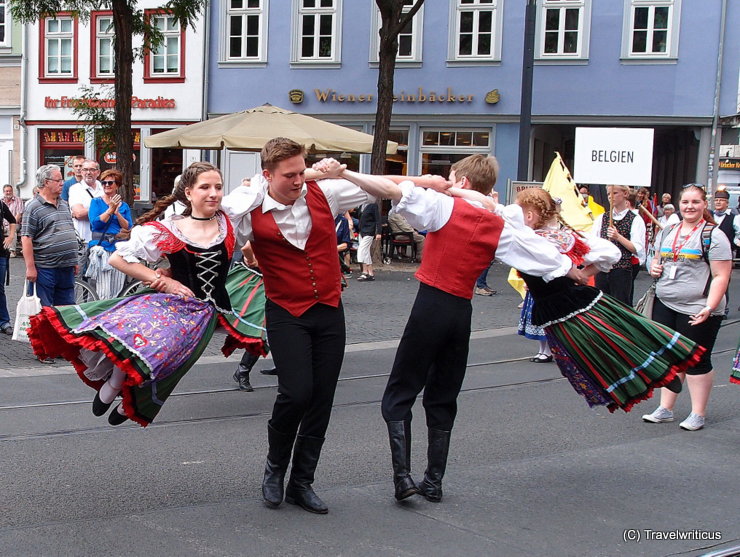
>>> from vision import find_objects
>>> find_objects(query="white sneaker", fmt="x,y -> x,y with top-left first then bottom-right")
642,407 -> 674,423
679,413 -> 705,431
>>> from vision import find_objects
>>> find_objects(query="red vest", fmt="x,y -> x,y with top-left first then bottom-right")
250,181 -> 342,317
415,198 -> 504,299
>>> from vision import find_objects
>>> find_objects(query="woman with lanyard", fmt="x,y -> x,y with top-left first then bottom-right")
642,184 -> 732,431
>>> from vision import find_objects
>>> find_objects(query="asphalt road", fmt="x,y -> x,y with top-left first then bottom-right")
1,260 -> 739,556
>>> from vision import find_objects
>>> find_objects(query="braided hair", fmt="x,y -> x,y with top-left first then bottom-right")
137,162 -> 222,224
516,187 -> 584,237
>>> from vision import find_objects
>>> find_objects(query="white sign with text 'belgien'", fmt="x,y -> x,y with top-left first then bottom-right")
574,127 -> 654,187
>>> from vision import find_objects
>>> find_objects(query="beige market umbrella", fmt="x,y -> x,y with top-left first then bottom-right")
144,103 -> 397,154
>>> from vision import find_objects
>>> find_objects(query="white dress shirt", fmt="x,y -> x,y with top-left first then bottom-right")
591,207 -> 647,264
68,181 -> 103,242
390,182 -> 574,283
221,174 -> 372,250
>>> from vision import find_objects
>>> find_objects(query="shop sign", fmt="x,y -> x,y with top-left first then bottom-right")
719,158 -> 740,170
574,127 -> 654,187
44,96 -> 176,109
41,130 -> 85,144
311,87 -> 476,104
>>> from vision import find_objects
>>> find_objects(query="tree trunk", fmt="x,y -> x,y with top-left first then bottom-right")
112,0 -> 135,205
371,5 -> 402,175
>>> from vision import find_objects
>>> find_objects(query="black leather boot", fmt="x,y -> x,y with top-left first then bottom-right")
233,352 -> 259,392
387,421 -> 420,501
261,424 -> 295,508
285,435 -> 328,514
418,428 -> 451,503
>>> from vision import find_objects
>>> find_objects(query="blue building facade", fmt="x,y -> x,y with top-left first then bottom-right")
206,0 -> 739,200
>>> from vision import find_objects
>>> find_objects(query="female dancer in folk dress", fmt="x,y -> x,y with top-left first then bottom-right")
511,188 -> 704,412
29,162 -> 266,427
457,186 -> 703,413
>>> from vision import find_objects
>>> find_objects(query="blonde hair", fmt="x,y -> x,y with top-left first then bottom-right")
450,154 -> 499,194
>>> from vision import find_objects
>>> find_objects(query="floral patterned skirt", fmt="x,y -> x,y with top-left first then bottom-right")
28,265 -> 267,427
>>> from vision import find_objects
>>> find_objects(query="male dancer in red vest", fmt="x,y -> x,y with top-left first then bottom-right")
373,155 -> 584,503
222,137 -> 397,514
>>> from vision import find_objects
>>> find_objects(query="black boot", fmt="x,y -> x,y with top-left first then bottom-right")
285,435 -> 329,514
418,428 -> 451,503
233,352 -> 258,392
261,424 -> 295,508
387,421 -> 420,501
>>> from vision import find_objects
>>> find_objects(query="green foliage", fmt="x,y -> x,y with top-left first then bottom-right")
72,85 -> 116,153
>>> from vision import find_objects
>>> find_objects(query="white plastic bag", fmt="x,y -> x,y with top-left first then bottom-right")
12,280 -> 43,342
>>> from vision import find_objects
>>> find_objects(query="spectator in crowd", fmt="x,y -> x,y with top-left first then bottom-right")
85,169 -> 133,299
2,184 -> 24,257
591,185 -> 646,305
642,184 -> 732,431
579,184 -> 605,218
657,203 -> 679,229
0,197 -> 16,334
68,159 -> 103,244
357,201 -> 382,282
657,192 -> 672,218
61,155 -> 86,202
711,189 -> 738,247
387,211 -> 424,262
22,165 -> 79,362
335,212 -> 353,276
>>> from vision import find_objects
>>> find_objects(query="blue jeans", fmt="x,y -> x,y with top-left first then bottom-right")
0,256 -> 9,326
475,261 -> 493,289
32,266 -> 76,307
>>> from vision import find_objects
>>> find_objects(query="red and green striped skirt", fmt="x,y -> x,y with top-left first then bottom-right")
543,292 -> 704,413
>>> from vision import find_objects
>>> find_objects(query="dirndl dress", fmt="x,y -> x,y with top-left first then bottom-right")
28,214 -> 267,427
731,339 -> 740,385
521,273 -> 704,413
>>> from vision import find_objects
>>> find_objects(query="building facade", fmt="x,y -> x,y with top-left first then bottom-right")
206,0 -> 739,201
0,3 -> 22,189
18,3 -> 207,201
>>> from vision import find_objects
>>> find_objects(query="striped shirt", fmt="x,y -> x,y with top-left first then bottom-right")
21,194 -> 79,268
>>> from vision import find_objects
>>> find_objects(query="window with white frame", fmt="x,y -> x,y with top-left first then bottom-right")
624,0 -> 680,58
43,16 -> 76,78
449,0 -> 503,62
292,0 -> 341,64
146,13 -> 183,78
94,14 -> 115,78
0,0 -> 9,46
370,0 -> 423,64
537,0 -> 591,60
225,0 -> 267,62
419,129 -> 492,178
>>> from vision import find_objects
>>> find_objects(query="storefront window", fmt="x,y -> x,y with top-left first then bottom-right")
39,128 -> 85,180
149,129 -> 184,200
420,128 -> 491,178
385,129 -> 409,175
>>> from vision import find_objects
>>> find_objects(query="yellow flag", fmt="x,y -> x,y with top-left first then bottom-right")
507,267 -> 527,299
542,152 -> 595,233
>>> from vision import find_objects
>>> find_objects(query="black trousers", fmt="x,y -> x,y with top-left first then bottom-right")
265,299 -> 346,438
595,267 -> 634,306
381,283 -> 472,431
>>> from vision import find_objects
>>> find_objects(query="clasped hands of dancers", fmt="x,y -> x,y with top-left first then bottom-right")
29,140 -> 716,513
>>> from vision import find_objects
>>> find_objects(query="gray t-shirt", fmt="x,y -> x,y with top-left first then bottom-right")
654,223 -> 732,316
21,195 -> 79,268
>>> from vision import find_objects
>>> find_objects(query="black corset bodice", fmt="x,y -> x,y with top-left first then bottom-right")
520,273 -> 601,326
166,240 -> 231,312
